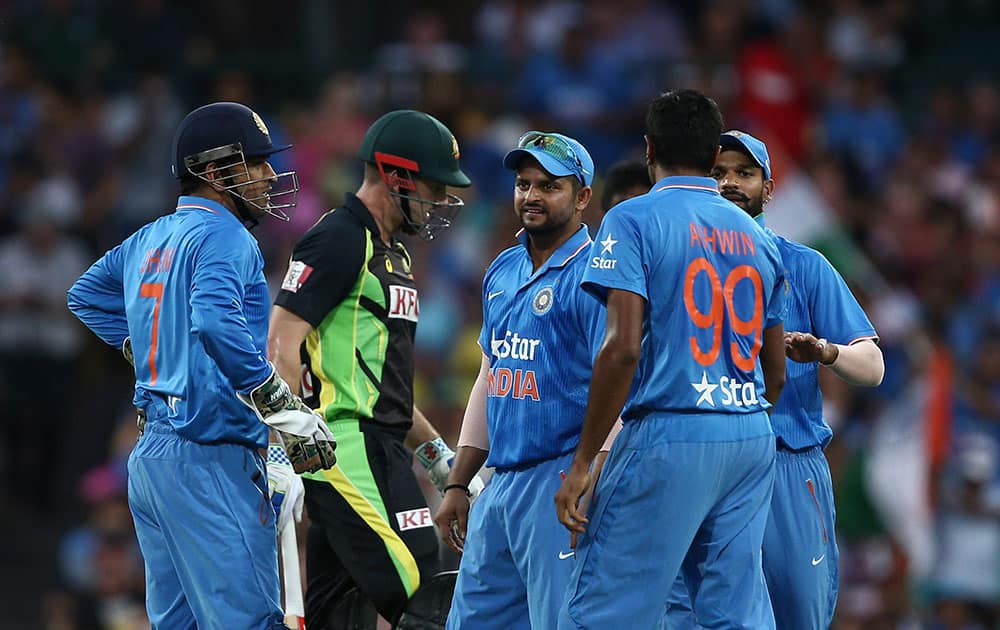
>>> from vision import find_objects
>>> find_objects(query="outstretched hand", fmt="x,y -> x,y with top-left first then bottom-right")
784,331 -> 837,365
554,464 -> 592,548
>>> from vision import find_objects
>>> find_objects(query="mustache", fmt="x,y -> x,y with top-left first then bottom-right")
721,191 -> 750,202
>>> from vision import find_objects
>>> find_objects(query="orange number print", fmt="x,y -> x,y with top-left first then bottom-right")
724,265 -> 764,372
139,282 -> 163,384
683,257 -> 723,366
683,258 -> 764,370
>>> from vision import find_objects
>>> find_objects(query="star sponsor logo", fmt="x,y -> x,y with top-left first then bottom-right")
490,329 -> 541,361
691,371 -> 760,408
591,233 -> 619,269
691,372 -> 719,407
599,233 -> 618,255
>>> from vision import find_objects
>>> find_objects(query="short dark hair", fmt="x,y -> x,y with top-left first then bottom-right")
645,89 -> 724,173
602,160 -> 650,211
180,174 -> 203,195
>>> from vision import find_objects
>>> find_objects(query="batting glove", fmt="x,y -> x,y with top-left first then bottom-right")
416,437 -> 485,501
239,367 -> 337,474
267,444 -> 305,536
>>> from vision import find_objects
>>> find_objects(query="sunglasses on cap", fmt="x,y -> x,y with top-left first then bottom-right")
517,131 -> 585,173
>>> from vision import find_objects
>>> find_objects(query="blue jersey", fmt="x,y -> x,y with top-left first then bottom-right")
68,196 -> 273,448
479,225 -> 606,469
581,176 -> 786,422
764,223 -> 878,449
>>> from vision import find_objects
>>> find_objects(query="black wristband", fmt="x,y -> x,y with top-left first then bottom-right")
443,483 -> 471,497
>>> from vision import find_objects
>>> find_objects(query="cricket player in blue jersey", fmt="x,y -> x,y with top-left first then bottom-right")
661,130 -> 882,630
67,102 -> 336,629
555,89 -> 789,629
434,131 -> 607,629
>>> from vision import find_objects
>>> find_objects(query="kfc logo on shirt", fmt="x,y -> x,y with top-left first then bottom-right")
281,260 -> 314,293
396,507 -> 433,531
388,285 -> 419,322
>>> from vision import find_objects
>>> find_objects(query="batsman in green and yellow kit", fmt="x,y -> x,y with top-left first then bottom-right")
268,110 -> 472,628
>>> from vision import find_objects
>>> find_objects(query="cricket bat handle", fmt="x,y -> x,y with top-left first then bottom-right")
280,524 -> 306,630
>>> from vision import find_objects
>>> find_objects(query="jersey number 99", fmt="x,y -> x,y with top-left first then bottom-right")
683,258 -> 763,372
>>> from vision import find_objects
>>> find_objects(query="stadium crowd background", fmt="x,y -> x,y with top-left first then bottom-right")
0,0 -> 998,627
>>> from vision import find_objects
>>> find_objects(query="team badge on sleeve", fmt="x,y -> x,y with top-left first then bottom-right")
281,260 -> 314,293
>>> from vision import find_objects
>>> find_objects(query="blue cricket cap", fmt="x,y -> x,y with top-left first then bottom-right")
720,130 -> 772,180
503,131 -> 594,186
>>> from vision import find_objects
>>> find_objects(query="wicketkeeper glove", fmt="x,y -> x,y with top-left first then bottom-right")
239,368 -> 337,474
267,444 -> 305,536
122,337 -> 134,367
416,437 -> 485,501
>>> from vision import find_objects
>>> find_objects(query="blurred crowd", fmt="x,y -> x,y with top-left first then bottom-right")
1,0 -> 999,627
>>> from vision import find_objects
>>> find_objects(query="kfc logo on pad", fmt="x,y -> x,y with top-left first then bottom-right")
388,285 -> 419,322
396,508 -> 433,531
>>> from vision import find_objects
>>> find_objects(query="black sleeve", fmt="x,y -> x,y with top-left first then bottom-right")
274,216 -> 367,327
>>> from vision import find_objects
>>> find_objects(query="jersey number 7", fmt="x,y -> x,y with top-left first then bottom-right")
139,282 -> 164,385
683,258 -> 763,372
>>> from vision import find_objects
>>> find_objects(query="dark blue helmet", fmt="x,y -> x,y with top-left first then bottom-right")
171,102 -> 298,220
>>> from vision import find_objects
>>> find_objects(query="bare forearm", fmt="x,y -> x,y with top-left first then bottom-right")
406,405 -> 441,450
447,445 -> 489,487
270,351 -> 301,396
267,306 -> 311,396
825,340 -> 884,387
457,356 -> 490,451
571,347 -> 637,470
761,324 -> 786,409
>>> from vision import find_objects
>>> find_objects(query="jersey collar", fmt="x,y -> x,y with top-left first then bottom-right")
176,195 -> 239,224
343,192 -> 381,235
651,175 -> 721,195
754,212 -> 766,227
514,223 -> 592,283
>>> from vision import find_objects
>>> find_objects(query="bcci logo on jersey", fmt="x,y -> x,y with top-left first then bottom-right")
691,371 -> 760,408
532,287 -> 554,315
